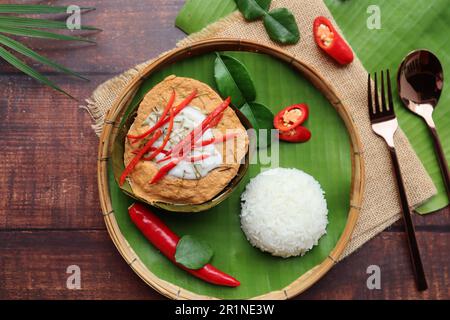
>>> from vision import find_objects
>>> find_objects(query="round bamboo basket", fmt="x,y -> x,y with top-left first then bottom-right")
98,39 -> 365,300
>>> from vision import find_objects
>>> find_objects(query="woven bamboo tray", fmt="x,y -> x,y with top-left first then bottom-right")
98,39 -> 365,300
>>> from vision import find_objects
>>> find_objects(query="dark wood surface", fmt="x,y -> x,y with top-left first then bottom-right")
0,0 -> 448,300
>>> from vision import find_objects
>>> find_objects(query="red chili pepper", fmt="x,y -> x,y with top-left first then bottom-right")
274,104 -> 309,132
128,203 -> 240,287
278,125 -> 311,143
127,90 -> 197,143
313,16 -> 353,65
119,129 -> 163,186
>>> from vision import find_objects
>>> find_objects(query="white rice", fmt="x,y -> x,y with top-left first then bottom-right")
240,168 -> 328,258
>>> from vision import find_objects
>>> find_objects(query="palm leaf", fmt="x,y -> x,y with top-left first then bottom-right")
0,25 -> 95,43
0,4 -> 98,97
0,16 -> 100,31
0,4 -> 94,14
0,46 -> 73,99
0,34 -> 88,81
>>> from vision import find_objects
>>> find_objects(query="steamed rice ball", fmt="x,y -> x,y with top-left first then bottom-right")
240,168 -> 328,258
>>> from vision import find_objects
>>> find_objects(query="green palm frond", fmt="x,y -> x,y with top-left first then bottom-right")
0,46 -> 73,99
0,25 -> 95,42
0,34 -> 88,81
0,5 -> 94,14
0,4 -> 99,99
0,16 -> 100,31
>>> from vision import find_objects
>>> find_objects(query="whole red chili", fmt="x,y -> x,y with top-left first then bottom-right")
128,202 -> 240,287
278,125 -> 311,143
274,104 -> 309,132
313,16 -> 354,65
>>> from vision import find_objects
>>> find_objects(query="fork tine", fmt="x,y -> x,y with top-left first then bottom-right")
386,69 -> 394,113
374,72 -> 380,113
381,70 -> 387,113
368,73 -> 374,119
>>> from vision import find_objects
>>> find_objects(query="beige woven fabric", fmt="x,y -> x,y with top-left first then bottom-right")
86,0 -> 436,259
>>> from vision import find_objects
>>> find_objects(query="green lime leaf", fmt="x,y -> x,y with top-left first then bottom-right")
240,102 -> 274,148
175,235 -> 214,270
235,0 -> 271,21
214,53 -> 256,107
263,8 -> 300,44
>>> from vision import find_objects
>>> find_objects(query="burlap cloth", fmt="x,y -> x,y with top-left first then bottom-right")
85,0 -> 436,259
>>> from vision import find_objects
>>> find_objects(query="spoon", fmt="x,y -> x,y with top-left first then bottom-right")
397,49 -> 450,200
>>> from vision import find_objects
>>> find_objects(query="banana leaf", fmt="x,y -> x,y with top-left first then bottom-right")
108,51 -> 352,299
175,0 -> 450,214
111,96 -> 251,213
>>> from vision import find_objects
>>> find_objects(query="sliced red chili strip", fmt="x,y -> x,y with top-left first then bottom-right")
133,147 -> 170,156
313,16 -> 354,65
157,131 -> 238,164
156,153 -> 211,165
129,203 -> 240,287
151,98 -> 232,183
188,154 -> 210,162
195,132 -> 239,147
150,158 -> 181,184
144,94 -> 177,161
208,111 -> 224,128
119,129 -> 163,186
169,97 -> 231,158
128,90 -> 176,143
127,89 -> 197,143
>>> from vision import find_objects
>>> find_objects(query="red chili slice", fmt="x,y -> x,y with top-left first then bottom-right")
274,104 -> 309,132
278,125 -> 311,143
313,16 -> 354,65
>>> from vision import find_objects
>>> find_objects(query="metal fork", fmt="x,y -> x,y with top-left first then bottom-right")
368,70 -> 428,291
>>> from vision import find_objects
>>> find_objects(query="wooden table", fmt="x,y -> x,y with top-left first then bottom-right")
0,0 -> 448,300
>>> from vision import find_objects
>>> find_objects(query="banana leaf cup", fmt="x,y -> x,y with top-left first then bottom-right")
111,102 -> 252,213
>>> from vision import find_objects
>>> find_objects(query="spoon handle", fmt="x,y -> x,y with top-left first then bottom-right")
429,126 -> 450,199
